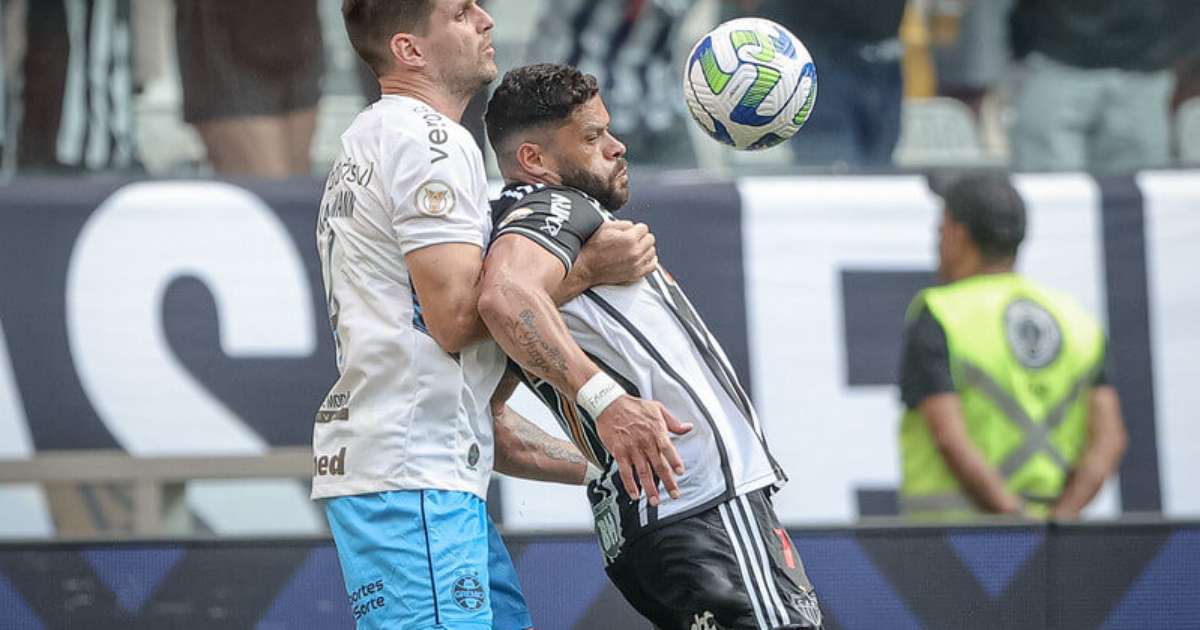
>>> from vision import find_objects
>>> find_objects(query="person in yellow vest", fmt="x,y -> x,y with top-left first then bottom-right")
898,173 -> 1127,521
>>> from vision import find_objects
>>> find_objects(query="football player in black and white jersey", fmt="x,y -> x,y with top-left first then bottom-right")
478,64 -> 824,630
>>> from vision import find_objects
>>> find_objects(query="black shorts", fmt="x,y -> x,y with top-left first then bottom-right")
175,0 -> 324,123
606,491 -> 823,630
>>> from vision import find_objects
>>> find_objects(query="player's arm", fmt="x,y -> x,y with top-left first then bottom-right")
552,220 -> 657,304
406,222 -> 658,354
478,228 -> 691,506
490,369 -> 598,485
918,394 -> 1024,514
406,243 -> 489,353
389,118 -> 496,354
1051,384 -> 1127,519
406,221 -> 655,353
494,405 -> 594,484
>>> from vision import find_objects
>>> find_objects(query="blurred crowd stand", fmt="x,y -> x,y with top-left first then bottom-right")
2,0 -> 1197,179
730,0 -> 908,170
1008,0 -> 1175,176
524,0 -> 700,168
1,0 -> 138,175
174,0 -> 323,178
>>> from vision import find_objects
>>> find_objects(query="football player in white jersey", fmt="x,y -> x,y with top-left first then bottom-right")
479,64 -> 824,630
319,2 -> 686,629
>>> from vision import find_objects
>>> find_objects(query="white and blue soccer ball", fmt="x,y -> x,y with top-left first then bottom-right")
683,17 -> 817,151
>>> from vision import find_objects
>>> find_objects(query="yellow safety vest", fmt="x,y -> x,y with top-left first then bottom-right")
899,273 -> 1105,520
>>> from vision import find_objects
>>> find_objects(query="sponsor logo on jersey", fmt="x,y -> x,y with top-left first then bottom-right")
541,193 -> 572,236
498,206 -> 535,228
415,104 -> 451,164
691,611 -> 719,630
451,571 -> 487,611
314,446 -> 347,476
1004,299 -> 1062,369
349,578 -> 387,621
590,468 -> 625,564
316,391 -> 350,423
416,180 -> 456,217
324,158 -> 375,191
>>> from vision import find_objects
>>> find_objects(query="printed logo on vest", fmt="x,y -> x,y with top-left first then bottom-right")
1004,299 -> 1062,369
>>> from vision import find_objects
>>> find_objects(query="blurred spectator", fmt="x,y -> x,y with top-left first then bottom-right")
1,0 -> 18,175
1173,56 -> 1200,114
728,0 -> 909,169
6,0 -> 137,172
898,174 -> 1126,521
1009,0 -> 1174,175
1167,0 -> 1200,149
529,0 -> 698,167
930,0 -> 1015,118
175,0 -> 323,179
898,0 -> 935,100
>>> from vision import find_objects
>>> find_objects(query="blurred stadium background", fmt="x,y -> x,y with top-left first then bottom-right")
0,0 -> 1198,628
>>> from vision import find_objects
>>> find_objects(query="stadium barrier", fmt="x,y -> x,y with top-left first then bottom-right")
0,449 -> 309,537
0,520 -> 1196,629
0,173 -> 1197,537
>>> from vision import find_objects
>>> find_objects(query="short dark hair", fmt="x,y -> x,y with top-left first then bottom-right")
485,63 -> 599,153
342,0 -> 437,76
943,173 -> 1027,261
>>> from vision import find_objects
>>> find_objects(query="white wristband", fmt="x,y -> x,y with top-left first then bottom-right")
576,371 -> 623,419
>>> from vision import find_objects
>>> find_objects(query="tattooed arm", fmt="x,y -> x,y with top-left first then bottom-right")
495,405 -> 592,484
490,369 -> 592,484
478,234 -> 691,507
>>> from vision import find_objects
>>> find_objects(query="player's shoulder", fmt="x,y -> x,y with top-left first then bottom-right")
494,184 -> 605,228
349,95 -> 475,154
506,185 -> 604,215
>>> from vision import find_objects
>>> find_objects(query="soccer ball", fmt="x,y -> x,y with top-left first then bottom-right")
683,18 -> 817,151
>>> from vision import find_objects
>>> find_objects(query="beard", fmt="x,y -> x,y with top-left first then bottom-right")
559,158 -> 629,212
439,56 -> 497,100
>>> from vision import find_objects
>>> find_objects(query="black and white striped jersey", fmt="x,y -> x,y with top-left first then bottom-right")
491,183 -> 786,565
9,0 -> 137,172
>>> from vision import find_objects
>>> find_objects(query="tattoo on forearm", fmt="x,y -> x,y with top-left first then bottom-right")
514,415 -> 587,468
542,438 -> 588,467
511,308 -> 569,382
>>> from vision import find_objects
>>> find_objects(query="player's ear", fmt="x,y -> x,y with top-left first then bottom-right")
389,32 -> 424,68
516,142 -> 561,184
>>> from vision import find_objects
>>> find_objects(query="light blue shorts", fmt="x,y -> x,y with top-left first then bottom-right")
325,489 -> 532,630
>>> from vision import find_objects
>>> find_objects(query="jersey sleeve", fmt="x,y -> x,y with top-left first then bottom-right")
899,306 -> 955,409
491,188 -> 606,273
385,116 -> 490,256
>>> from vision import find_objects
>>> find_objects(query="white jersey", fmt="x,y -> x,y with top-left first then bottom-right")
492,184 -> 786,564
312,95 -> 506,501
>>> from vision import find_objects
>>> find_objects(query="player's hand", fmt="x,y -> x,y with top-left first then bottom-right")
594,395 -> 693,506
576,221 -> 657,287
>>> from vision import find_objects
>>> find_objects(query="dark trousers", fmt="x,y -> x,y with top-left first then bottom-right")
788,39 -> 903,169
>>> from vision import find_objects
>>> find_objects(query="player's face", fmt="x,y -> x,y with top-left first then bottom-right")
422,0 -> 497,94
550,96 -> 630,211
